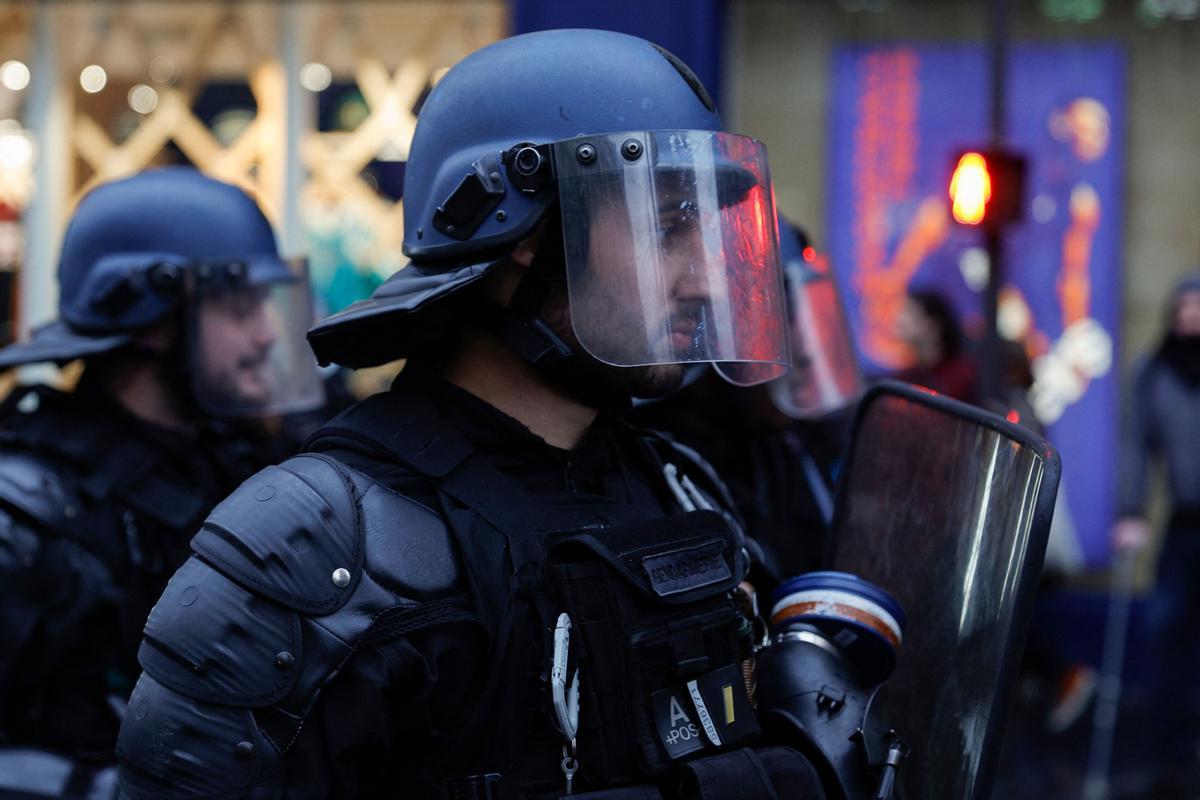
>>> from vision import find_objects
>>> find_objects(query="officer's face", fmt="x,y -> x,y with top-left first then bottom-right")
195,287 -> 277,406
568,192 -> 723,396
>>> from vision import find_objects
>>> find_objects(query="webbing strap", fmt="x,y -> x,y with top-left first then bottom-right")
363,596 -> 479,645
311,388 -> 559,536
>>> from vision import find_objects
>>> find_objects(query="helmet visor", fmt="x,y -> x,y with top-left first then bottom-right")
768,257 -> 865,418
554,130 -> 790,386
188,258 -> 324,417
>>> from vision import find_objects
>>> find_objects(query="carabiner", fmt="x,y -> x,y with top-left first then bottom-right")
551,612 -> 581,749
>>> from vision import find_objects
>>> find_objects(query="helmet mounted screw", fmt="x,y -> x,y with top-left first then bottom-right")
621,139 -> 643,161
495,210 -> 507,222
150,263 -> 180,291
576,143 -> 596,165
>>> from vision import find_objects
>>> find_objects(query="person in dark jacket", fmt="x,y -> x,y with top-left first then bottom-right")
895,290 -> 980,404
1113,272 -> 1200,767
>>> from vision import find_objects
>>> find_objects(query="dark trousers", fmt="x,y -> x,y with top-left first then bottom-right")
1145,514 -> 1200,757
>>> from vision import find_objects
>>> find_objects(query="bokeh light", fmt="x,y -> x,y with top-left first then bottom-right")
79,65 -> 107,94
128,84 -> 159,114
148,56 -> 176,84
0,61 -> 30,92
300,62 -> 332,92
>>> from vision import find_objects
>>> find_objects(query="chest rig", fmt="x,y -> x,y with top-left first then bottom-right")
311,388 -> 763,798
0,387 -> 214,656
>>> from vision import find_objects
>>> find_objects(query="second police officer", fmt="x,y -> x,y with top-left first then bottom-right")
116,31 -> 831,798
0,168 -> 323,797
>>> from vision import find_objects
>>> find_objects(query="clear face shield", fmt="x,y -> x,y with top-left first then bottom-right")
768,253 -> 865,418
554,130 -> 791,386
187,258 -> 325,418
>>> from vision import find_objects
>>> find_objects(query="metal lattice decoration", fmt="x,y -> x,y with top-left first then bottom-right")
13,1 -> 504,325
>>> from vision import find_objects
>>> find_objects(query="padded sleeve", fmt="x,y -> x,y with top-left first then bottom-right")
119,454 -> 478,798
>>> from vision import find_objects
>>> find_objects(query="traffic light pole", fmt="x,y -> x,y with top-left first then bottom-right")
982,226 -> 1003,403
981,0 -> 1010,405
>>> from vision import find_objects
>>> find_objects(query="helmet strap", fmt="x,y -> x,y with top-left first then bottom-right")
480,256 -> 630,413
123,313 -> 205,422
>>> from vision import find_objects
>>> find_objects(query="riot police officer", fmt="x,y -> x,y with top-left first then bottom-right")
0,167 -> 322,797
116,30 -> 830,799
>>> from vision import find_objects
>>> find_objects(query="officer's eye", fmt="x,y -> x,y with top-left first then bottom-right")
210,289 -> 268,321
658,201 -> 700,244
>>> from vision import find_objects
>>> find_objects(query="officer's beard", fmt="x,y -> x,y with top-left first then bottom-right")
532,277 -> 686,402
86,325 -> 203,433
506,212 -> 686,405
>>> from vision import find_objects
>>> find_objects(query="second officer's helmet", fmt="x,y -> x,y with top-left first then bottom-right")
768,218 -> 865,419
0,167 -> 323,416
310,29 -> 791,387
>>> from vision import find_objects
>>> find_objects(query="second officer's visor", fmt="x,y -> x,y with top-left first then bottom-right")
553,130 -> 790,387
187,257 -> 325,418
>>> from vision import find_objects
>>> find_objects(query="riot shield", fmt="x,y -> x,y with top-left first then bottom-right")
829,380 -> 1060,800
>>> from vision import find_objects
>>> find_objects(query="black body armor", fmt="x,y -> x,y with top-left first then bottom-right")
0,382 -> 274,796
116,378 -> 825,799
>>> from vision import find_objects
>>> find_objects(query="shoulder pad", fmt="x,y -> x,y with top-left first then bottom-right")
359,481 -> 460,599
117,672 -> 282,800
139,477 -> 461,710
192,454 -> 362,616
0,449 -> 82,533
0,386 -> 114,466
136,453 -> 468,765
139,556 -> 302,707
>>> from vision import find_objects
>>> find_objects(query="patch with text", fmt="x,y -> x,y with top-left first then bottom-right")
641,539 -> 730,597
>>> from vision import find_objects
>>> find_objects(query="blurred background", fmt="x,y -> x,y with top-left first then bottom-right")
1,0 -> 1197,796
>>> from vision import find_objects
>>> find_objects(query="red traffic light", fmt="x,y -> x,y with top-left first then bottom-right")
947,148 -> 1027,227
949,152 -> 992,225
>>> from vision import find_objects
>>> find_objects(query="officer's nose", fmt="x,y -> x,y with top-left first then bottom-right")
249,307 -> 276,351
670,257 -> 729,310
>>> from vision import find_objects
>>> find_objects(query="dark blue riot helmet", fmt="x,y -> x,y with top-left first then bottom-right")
0,167 -> 323,417
310,29 -> 792,389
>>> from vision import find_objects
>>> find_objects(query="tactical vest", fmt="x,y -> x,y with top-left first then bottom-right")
0,386 -> 217,691
0,385 -> 239,797
310,388 -> 768,799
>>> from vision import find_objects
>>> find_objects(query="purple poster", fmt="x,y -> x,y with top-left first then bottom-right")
828,44 -> 1125,565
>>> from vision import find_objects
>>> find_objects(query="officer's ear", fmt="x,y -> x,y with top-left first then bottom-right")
486,223 -> 547,306
130,319 -> 177,355
508,223 -> 545,268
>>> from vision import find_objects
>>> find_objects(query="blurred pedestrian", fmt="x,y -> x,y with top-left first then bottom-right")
895,290 -> 980,403
1113,272 -> 1200,767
